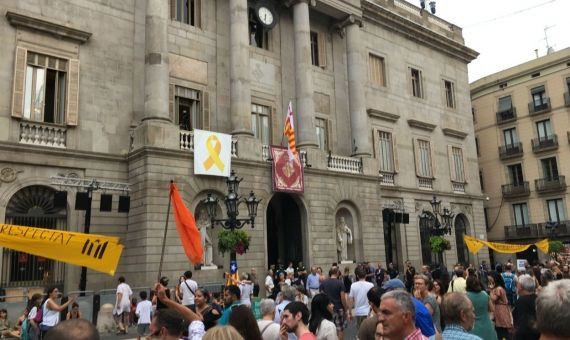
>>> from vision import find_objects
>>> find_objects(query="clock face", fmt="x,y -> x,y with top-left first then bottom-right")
258,7 -> 274,26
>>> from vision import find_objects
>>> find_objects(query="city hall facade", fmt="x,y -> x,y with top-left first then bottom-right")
0,0 -> 488,291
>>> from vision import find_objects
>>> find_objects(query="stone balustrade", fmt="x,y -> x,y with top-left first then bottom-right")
19,121 -> 66,148
179,129 -> 237,158
327,154 -> 362,174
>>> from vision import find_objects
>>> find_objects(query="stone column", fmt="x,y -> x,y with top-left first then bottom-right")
293,0 -> 317,148
143,0 -> 170,122
230,0 -> 253,136
346,20 -> 372,157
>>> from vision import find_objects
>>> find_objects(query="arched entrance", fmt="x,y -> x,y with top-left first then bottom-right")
454,214 -> 470,265
3,186 -> 67,287
419,212 -> 437,265
266,193 -> 303,267
382,209 -> 402,268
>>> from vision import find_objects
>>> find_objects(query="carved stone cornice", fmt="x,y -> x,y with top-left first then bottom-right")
442,127 -> 468,139
362,1 -> 478,63
407,119 -> 436,131
331,14 -> 363,37
367,108 -> 400,122
6,11 -> 92,44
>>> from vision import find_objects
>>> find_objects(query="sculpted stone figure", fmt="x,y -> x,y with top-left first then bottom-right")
197,209 -> 214,266
336,217 -> 353,262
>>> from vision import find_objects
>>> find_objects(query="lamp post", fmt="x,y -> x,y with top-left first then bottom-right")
419,196 -> 454,265
201,170 -> 261,271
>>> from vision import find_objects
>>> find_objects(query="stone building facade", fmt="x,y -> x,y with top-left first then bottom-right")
472,48 -> 570,265
0,0 -> 486,292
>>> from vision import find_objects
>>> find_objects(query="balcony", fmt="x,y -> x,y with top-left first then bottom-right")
498,142 -> 523,160
531,135 -> 558,153
417,177 -> 434,190
565,92 -> 570,107
505,221 -> 570,240
380,172 -> 395,186
327,154 -> 362,174
179,130 -> 238,157
501,182 -> 530,198
535,176 -> 566,194
528,98 -> 551,116
19,121 -> 66,148
496,107 -> 517,125
452,181 -> 466,193
261,144 -> 270,162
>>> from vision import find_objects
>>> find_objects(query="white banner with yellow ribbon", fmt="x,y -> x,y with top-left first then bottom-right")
194,129 -> 232,177
0,224 -> 123,275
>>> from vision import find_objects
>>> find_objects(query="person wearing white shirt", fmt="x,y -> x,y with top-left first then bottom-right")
265,270 -> 275,298
114,276 -> 133,335
180,270 -> 198,307
135,291 -> 152,340
309,294 -> 338,340
239,273 -> 254,306
258,299 -> 281,340
349,267 -> 374,329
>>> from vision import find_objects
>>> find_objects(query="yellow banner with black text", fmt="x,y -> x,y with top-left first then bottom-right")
464,235 -> 549,254
0,224 -> 123,276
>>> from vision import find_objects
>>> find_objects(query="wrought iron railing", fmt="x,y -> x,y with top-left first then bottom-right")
535,176 -> 566,193
531,135 -> 558,153
498,142 -> 523,160
496,107 -> 517,124
501,182 -> 530,198
528,97 -> 551,115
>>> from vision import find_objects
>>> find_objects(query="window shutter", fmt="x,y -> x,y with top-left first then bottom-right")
11,46 -> 27,119
318,32 -> 326,68
170,0 -> 176,19
429,140 -> 436,178
66,58 -> 80,126
327,119 -> 333,152
461,147 -> 468,183
371,129 -> 378,159
201,91 -> 210,130
169,84 -> 175,123
413,138 -> 421,176
392,134 -> 399,173
195,0 -> 202,28
448,145 -> 456,182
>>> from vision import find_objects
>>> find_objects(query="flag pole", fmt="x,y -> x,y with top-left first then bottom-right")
158,180 -> 173,282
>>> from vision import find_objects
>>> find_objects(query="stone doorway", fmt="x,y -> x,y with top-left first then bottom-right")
266,193 -> 303,268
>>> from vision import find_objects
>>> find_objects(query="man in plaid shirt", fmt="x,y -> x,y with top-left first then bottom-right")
440,292 -> 482,340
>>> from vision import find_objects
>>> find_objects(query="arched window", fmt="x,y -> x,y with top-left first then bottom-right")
455,214 -> 470,265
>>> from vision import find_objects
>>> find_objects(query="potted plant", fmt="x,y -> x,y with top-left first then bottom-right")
429,235 -> 451,253
218,230 -> 251,255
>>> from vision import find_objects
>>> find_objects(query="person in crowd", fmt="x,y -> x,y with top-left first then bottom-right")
358,287 -> 383,340
181,270 -> 198,308
540,269 -> 554,288
535,279 -> 570,340
266,269 -> 275,298
153,276 -> 171,310
320,267 -> 351,340
239,272 -> 254,306
219,285 -> 241,326
465,276 -> 496,340
562,264 -> 570,279
308,294 -> 337,340
342,267 -> 353,293
447,268 -> 466,293
26,293 -> 43,340
405,261 -> 417,293
414,274 -> 441,334
375,263 -> 387,287
41,286 -> 76,337
286,262 -> 295,276
153,282 -> 205,339
440,292 -> 481,340
488,271 -> 513,340
378,289 -> 428,340
229,305 -> 263,340
387,263 -> 399,279
66,302 -> 82,320
114,276 -> 132,334
0,308 -> 20,338
512,274 -> 539,340
350,266 -> 374,329
135,291 -> 152,340
420,266 -> 433,281
130,296 -> 138,326
431,279 -> 445,307
258,299 -> 280,340
307,267 -> 321,298
193,288 -> 221,330
275,285 -> 297,324
501,264 -> 517,306
296,286 -> 310,306
374,321 -> 384,340
251,268 -> 260,294
317,267 -> 326,283
43,319 -> 100,340
175,275 -> 185,303
280,301 -> 316,340
148,308 -> 184,340
203,325 -> 244,340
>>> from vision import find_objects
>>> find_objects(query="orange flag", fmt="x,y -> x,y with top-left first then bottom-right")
170,182 -> 203,264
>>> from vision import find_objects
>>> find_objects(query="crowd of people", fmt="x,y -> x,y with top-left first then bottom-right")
2,255 -> 570,340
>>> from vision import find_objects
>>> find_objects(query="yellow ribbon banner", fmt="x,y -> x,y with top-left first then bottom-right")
0,224 -> 123,276
464,235 -> 549,254
203,135 -> 225,172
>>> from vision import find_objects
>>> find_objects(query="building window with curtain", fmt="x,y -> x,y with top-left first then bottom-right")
541,157 -> 559,181
378,131 -> 394,173
369,54 -> 386,87
417,139 -> 432,177
498,95 -> 513,113
251,104 -> 271,145
507,163 -> 524,186
547,199 -> 565,223
444,80 -> 455,108
513,203 -> 529,226
410,68 -> 423,98
531,85 -> 548,111
175,87 -> 201,131
503,127 -> 518,147
171,0 -> 200,27
451,147 -> 465,182
315,118 -> 328,150
536,119 -> 552,141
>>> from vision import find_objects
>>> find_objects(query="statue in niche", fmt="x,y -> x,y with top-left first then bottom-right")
336,217 -> 353,262
197,209 -> 214,267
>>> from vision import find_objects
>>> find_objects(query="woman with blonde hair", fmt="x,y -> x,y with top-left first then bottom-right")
203,325 -> 244,340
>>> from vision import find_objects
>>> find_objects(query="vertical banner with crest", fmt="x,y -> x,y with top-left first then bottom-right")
270,146 -> 304,193
194,129 -> 232,177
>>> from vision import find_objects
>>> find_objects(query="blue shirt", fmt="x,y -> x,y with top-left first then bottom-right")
306,273 -> 320,290
413,297 -> 436,337
442,324 -> 483,340
218,301 -> 240,326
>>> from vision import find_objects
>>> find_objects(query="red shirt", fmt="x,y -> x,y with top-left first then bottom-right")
299,332 -> 317,340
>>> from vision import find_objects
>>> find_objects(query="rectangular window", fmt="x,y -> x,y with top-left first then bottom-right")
378,131 -> 394,172
479,170 -> 484,191
475,137 -> 480,156
369,54 -> 386,87
513,203 -> 529,226
248,8 -> 269,50
172,0 -> 200,27
536,119 -> 552,140
503,128 -> 518,147
541,157 -> 559,181
547,199 -> 565,223
251,104 -> 271,145
531,85 -> 547,110
315,118 -> 328,150
452,147 -> 465,182
566,77 -> 570,93
410,68 -> 423,98
498,95 -> 512,112
444,80 -> 455,108
23,52 -> 67,124
175,87 -> 201,131
310,31 -> 320,67
417,139 -> 432,177
507,164 -> 524,186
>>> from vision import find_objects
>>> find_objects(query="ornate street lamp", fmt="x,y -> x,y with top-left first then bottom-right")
420,196 -> 454,266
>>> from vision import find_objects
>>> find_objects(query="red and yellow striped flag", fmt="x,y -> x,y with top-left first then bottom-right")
284,101 -> 297,161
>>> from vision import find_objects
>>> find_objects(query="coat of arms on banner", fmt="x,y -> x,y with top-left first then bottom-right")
270,146 -> 304,193
194,129 -> 232,177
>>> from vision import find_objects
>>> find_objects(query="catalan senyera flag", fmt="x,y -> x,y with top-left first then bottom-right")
284,101 -> 297,161
0,224 -> 123,275
170,182 -> 203,264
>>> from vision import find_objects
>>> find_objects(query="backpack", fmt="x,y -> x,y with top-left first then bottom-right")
502,272 -> 516,294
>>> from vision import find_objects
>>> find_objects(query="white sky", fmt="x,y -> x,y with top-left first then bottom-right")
411,0 -> 570,82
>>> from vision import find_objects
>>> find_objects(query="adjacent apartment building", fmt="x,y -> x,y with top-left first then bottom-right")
0,0 -> 485,292
472,47 -> 570,264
